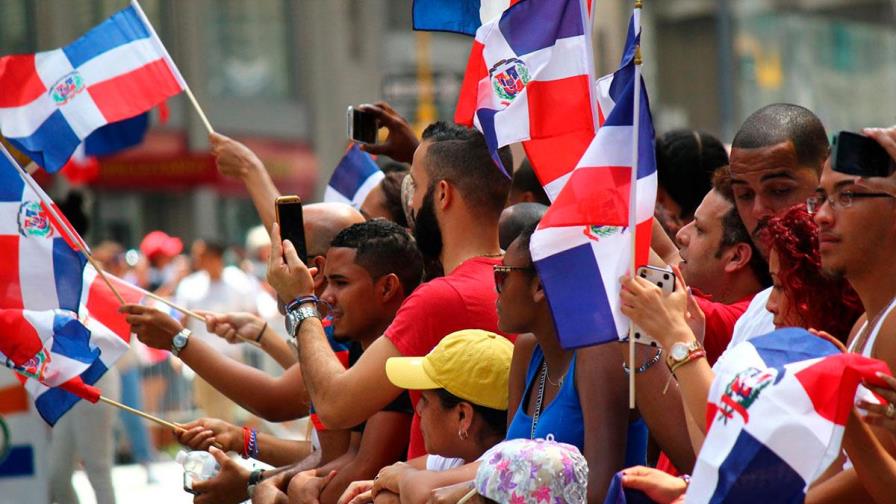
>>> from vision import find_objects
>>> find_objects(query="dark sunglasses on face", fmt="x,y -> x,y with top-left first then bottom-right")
493,264 -> 535,294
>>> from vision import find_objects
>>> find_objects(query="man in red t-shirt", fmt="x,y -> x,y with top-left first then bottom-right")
268,107 -> 514,459
632,185 -> 770,472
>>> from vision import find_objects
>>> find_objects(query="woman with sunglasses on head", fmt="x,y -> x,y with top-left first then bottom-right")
496,222 -> 633,503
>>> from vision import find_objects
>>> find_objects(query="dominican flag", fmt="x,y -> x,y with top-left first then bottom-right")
0,1 -> 184,172
324,144 -> 385,210
454,0 -> 597,176
0,309 -> 104,425
688,329 -> 892,503
529,11 -> 656,348
0,148 -> 142,424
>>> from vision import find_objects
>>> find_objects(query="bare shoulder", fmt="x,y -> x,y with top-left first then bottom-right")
872,311 -> 896,366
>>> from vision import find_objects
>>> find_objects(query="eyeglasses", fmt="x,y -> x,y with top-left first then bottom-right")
806,190 -> 895,214
493,264 -> 534,294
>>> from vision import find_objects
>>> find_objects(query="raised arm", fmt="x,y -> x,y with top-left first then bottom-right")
120,304 -> 308,421
210,132 -> 281,232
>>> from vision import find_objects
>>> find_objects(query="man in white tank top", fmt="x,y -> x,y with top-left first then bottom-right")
807,127 -> 896,503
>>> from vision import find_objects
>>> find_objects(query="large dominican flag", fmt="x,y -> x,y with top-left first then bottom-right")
0,2 -> 184,172
0,149 -> 142,424
413,0 -> 521,36
529,11 -> 656,349
688,329 -> 892,503
454,0 -> 596,175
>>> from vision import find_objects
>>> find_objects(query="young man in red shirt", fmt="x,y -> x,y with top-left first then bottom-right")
268,110 -> 514,460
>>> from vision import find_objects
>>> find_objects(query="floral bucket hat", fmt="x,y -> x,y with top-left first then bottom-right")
461,437 -> 588,503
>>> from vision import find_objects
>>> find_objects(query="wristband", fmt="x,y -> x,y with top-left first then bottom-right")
623,348 -> 663,375
241,426 -> 251,459
255,322 -> 268,343
248,428 -> 259,459
247,468 -> 266,497
669,350 -> 706,375
286,295 -> 319,312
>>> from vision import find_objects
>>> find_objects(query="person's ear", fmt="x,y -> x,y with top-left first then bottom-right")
722,243 -> 752,274
311,256 -> 327,289
436,180 -> 452,211
457,402 -> 474,430
376,273 -> 403,304
531,272 -> 545,304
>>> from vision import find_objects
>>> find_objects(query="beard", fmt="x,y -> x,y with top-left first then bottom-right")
412,185 -> 444,262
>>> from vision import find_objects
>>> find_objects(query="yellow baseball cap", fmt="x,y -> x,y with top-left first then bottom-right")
385,329 -> 513,411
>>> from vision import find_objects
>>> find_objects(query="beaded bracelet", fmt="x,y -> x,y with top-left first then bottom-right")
248,428 -> 259,459
286,295 -> 320,312
622,348 -> 663,375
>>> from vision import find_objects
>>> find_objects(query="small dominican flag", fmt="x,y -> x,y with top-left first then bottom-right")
0,1 -> 184,172
454,0 -> 596,176
324,144 -> 385,210
688,329 -> 892,503
0,147 -> 143,424
529,10 -> 656,349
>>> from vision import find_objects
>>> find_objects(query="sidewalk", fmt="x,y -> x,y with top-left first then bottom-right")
74,461 -> 195,504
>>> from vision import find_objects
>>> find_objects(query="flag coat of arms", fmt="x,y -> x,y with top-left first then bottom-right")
688,329 -> 892,503
529,11 -> 656,348
0,151 -> 142,423
0,2 -> 184,172
324,144 -> 385,210
454,0 -> 596,175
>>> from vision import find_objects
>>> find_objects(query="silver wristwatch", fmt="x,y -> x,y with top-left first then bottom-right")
171,328 -> 191,356
285,303 -> 321,337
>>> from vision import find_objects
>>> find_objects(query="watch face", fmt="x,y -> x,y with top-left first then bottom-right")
670,343 -> 689,361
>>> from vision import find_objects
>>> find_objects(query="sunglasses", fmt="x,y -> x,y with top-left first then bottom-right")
493,264 -> 535,294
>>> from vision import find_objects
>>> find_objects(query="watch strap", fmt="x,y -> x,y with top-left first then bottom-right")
171,328 -> 191,356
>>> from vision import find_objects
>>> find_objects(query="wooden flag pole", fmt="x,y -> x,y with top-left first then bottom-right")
99,395 -> 183,432
130,0 -> 215,134
628,0 -> 644,410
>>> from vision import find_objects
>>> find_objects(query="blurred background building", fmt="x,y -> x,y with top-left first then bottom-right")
1,0 -> 894,248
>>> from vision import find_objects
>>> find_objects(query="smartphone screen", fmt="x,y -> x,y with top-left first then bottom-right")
276,196 -> 308,264
347,106 -> 379,145
832,131 -> 895,177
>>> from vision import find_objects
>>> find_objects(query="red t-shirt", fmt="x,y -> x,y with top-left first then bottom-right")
693,291 -> 754,366
385,256 -> 513,458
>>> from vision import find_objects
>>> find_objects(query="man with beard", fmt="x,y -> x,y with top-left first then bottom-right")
723,103 -> 829,349
268,114 -> 514,460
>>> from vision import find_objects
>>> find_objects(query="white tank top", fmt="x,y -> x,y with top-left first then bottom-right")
849,296 -> 896,357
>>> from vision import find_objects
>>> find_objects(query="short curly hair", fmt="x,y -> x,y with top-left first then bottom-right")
329,220 -> 423,295
764,205 -> 862,342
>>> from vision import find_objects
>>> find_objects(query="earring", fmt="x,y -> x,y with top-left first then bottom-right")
458,429 -> 469,440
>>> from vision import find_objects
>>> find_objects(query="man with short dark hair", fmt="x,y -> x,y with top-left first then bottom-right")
498,202 -> 548,250
724,103 -> 830,348
268,111 -> 515,461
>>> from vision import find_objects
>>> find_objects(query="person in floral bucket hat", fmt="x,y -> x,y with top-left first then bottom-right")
460,437 -> 589,504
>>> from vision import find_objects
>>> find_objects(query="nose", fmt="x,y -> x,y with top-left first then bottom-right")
813,198 -> 835,229
752,196 -> 775,223
321,284 -> 336,305
765,290 -> 779,316
675,222 -> 692,248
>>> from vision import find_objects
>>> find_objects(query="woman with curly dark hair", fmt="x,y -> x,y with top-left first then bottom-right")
763,204 -> 863,343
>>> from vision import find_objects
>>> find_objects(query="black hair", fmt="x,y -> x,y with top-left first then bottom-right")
716,204 -> 772,288
421,122 -> 513,218
329,219 -> 423,295
732,103 -> 829,172
655,129 -> 729,219
499,203 -> 548,250
201,239 -> 227,258
434,388 -> 507,442
510,159 -> 550,206
380,170 -> 409,228
514,220 -> 541,262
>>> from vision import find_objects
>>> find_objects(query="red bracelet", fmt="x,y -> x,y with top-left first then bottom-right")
242,426 -> 251,459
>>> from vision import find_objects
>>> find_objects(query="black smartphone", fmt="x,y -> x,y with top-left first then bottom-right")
275,195 -> 308,264
346,105 -> 379,145
832,131 -> 895,178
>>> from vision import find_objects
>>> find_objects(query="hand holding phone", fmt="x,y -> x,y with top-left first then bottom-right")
347,105 -> 380,145
624,266 -> 676,347
275,196 -> 308,264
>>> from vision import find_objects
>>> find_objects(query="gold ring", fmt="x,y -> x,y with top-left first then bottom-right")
886,402 -> 896,419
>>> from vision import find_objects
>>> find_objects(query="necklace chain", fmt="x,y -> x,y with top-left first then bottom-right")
530,363 -> 547,439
